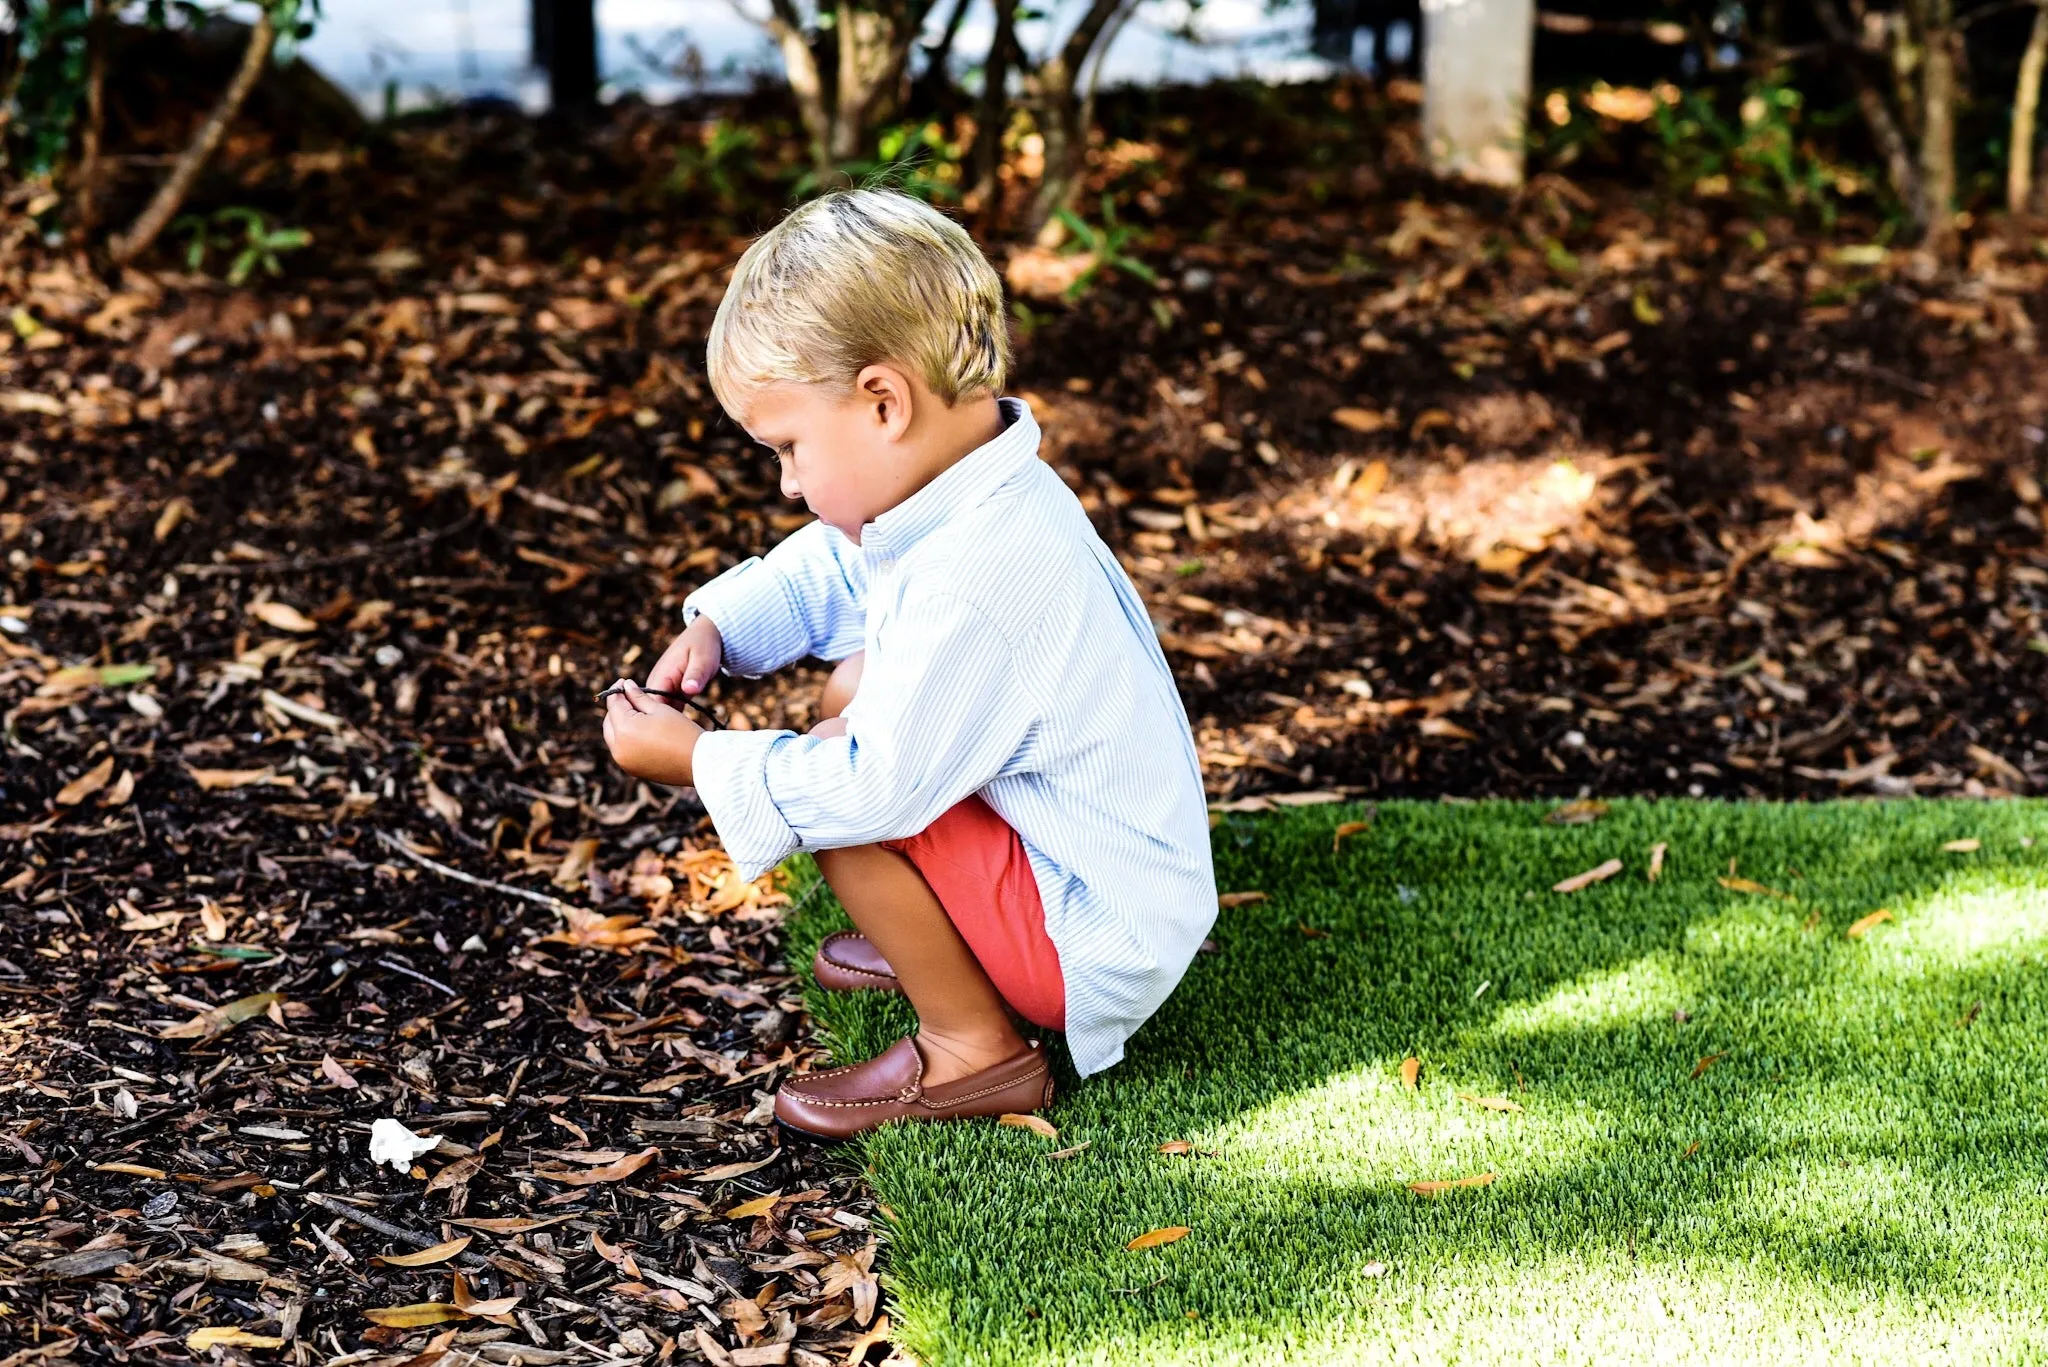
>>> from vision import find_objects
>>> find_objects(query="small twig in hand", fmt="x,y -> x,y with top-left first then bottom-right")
374,830 -> 577,915
375,957 -> 456,998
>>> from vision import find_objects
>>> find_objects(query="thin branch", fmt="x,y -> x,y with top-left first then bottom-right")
73,0 -> 111,233
2010,0 -> 2048,212
303,1193 -> 493,1270
970,0 -> 1018,202
375,956 -> 457,997
1059,0 -> 1132,84
374,829 -> 579,915
1813,0 -> 1921,213
918,0 -> 975,96
1080,0 -> 1138,135
110,9 -> 276,264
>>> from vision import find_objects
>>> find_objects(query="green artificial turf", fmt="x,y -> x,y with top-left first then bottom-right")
785,800 -> 2048,1366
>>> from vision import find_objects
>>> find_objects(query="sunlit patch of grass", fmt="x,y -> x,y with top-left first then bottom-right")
787,801 -> 2048,1365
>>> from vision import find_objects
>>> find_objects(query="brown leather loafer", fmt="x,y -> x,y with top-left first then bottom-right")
811,930 -> 901,994
774,1037 -> 1053,1140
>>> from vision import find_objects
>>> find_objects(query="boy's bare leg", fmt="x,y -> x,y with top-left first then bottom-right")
819,652 -> 864,723
813,844 -> 1029,1087
809,650 -> 1027,1087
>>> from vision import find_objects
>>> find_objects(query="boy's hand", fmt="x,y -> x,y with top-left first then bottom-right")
647,615 -> 725,700
602,680 -> 702,787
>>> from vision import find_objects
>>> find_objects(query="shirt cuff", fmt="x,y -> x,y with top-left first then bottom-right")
691,728 -> 803,881
682,558 -> 809,678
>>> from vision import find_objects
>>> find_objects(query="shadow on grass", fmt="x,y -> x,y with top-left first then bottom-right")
785,800 -> 2048,1366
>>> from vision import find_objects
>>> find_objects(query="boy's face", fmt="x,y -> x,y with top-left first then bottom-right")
737,375 -> 910,543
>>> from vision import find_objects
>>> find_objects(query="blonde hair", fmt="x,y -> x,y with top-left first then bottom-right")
706,189 -> 1010,413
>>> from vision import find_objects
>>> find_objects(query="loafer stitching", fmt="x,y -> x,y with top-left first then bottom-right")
784,1064 -> 1045,1111
818,961 -> 899,984
817,934 -> 900,983
914,1062 -> 1048,1110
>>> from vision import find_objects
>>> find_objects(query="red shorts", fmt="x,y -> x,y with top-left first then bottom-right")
881,796 -> 1066,1030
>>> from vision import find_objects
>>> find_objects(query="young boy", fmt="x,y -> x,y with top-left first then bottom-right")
601,189 -> 1216,1138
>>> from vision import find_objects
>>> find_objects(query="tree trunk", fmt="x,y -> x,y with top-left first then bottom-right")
72,0 -> 110,233
968,0 -> 1017,209
2011,0 -> 2048,215
536,0 -> 599,114
1912,0 -> 1958,256
1020,0 -> 1130,237
1025,73 -> 1083,241
1420,0 -> 1534,187
2038,106 -> 2048,212
1815,0 -> 1922,222
831,3 -> 912,162
912,0 -> 974,108
760,0 -> 833,172
110,10 -> 274,266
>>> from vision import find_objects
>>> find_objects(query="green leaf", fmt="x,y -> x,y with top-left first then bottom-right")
98,663 -> 156,687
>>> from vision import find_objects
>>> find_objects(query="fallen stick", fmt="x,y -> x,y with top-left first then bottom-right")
303,1192 -> 491,1271
375,830 -> 576,914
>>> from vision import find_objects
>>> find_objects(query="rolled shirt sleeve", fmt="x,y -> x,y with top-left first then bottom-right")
681,520 -> 869,677
691,590 -> 1038,878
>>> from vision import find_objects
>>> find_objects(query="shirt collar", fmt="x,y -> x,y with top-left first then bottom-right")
860,397 -> 1040,562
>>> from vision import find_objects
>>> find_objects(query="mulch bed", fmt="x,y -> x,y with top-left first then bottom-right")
2,80 -> 2046,1363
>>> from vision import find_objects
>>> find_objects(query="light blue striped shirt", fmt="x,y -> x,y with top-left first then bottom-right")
684,398 -> 1216,1075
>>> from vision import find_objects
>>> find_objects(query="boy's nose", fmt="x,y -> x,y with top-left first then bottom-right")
780,466 -> 802,500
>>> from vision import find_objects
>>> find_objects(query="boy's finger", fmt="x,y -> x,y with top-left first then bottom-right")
646,637 -> 690,692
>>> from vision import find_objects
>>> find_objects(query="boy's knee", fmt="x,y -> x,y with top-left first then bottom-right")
820,651 -> 865,720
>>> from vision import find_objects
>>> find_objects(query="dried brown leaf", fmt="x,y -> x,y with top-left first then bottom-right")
160,991 -> 283,1040
532,1146 -> 657,1185
1409,1172 -> 1497,1195
249,600 -> 318,633
362,1302 -> 467,1327
187,1328 -> 284,1350
554,836 -> 600,889
374,1236 -> 472,1267
999,1113 -> 1059,1140
55,756 -> 115,806
1218,891 -> 1267,908
1545,799 -> 1609,826
1456,1092 -> 1524,1113
1554,859 -> 1624,893
1126,1225 -> 1192,1250
1718,876 -> 1792,899
1332,820 -> 1373,851
426,1155 -> 486,1195
689,1155 -> 779,1182
1399,1057 -> 1421,1090
1845,908 -> 1894,940
187,766 -> 289,791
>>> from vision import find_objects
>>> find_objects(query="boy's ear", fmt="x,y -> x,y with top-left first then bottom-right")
854,363 -> 915,441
